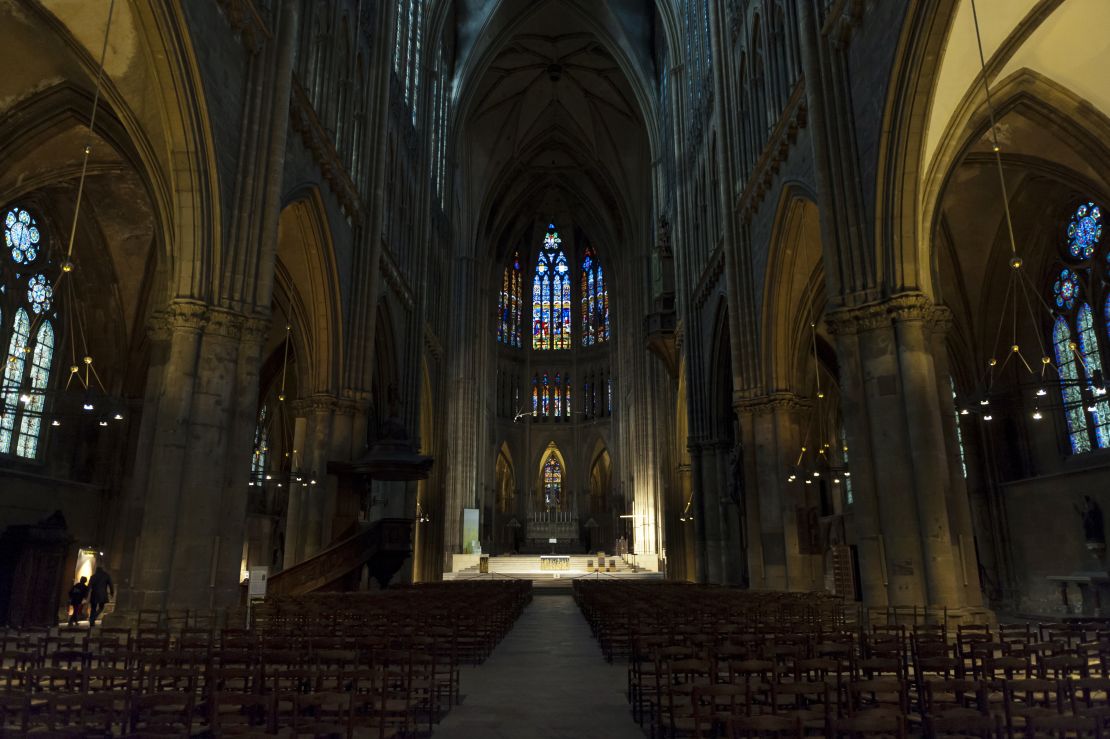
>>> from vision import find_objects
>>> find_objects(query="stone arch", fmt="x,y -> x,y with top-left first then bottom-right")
22,1 -> 223,304
274,189 -> 344,396
535,441 -> 569,510
588,445 -> 613,514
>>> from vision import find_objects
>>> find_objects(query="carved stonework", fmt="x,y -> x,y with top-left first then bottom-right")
738,83 -> 808,222
821,0 -> 865,48
205,308 -> 247,340
149,300 -> 209,340
693,250 -> 726,309
657,216 -> 672,257
215,0 -> 271,55
289,81 -> 363,220
825,293 -> 947,336
241,315 -> 272,346
734,392 -> 812,417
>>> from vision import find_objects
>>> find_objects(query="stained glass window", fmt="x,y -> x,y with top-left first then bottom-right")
554,372 -> 562,418
15,321 -> 53,458
497,253 -> 522,347
543,454 -> 562,508
27,274 -> 52,314
1055,317 -> 1091,453
532,375 -> 539,416
1068,202 -> 1102,260
5,208 -> 40,265
1077,304 -> 1110,448
0,309 -> 30,455
532,229 -> 571,349
565,374 -> 571,419
542,373 -> 550,418
581,246 -> 609,346
1054,268 -> 1080,311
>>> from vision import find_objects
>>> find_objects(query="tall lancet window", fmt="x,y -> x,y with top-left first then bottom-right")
542,453 -> 562,508
1,206 -> 55,459
497,252 -> 522,347
581,245 -> 609,346
1077,303 -> 1110,447
1054,315 -> 1090,454
532,228 -> 571,350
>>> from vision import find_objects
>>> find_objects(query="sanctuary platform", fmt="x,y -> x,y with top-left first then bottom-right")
443,554 -> 663,588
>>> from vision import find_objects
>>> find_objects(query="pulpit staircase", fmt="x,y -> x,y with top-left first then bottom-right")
266,518 -> 413,596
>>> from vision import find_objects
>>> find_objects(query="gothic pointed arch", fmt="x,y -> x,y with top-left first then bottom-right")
536,441 -> 567,510
495,442 -> 516,513
275,189 -> 344,395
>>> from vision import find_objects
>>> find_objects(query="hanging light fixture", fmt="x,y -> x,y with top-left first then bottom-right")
247,324 -> 319,491
0,0 -> 132,431
951,0 -> 1088,427
788,320 -> 850,489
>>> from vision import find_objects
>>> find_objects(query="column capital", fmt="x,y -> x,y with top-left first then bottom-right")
290,394 -> 340,416
733,392 -> 812,417
148,300 -> 209,340
204,307 -> 247,340
825,293 -> 944,335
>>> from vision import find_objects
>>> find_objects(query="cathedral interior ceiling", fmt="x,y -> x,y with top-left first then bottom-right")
924,0 -> 1110,192
456,1 -> 652,261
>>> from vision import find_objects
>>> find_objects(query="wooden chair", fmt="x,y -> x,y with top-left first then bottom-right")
831,710 -> 907,738
129,690 -> 195,736
728,713 -> 805,738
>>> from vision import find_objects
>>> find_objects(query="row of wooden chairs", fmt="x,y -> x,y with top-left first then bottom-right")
0,580 -> 531,737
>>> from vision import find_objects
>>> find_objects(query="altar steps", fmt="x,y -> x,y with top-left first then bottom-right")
443,555 -> 664,585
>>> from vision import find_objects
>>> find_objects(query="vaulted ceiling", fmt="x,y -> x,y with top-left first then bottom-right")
453,0 -> 657,263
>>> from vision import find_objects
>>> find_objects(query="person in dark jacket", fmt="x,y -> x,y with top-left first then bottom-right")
88,566 -> 113,627
67,576 -> 88,627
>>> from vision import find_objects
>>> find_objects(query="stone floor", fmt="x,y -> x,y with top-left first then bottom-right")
433,593 -> 643,739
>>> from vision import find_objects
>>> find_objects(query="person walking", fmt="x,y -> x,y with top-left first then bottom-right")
67,576 -> 88,627
87,566 -> 114,628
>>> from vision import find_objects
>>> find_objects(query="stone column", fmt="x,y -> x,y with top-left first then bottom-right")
828,295 -> 974,609
736,407 -> 766,588
124,301 -> 208,612
930,308 -> 985,608
826,311 -> 888,607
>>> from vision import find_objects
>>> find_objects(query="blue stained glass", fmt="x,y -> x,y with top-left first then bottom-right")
1055,317 -> 1091,453
1077,304 -> 1110,448
542,374 -> 550,417
0,309 -> 31,454
498,254 -> 523,347
534,230 -> 570,350
5,208 -> 40,265
532,376 -> 539,416
1054,268 -> 1080,311
565,375 -> 571,418
16,321 -> 53,459
27,274 -> 52,314
555,373 -> 562,418
543,454 -> 562,508
1068,202 -> 1103,260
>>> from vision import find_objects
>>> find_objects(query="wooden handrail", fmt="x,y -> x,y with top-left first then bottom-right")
267,518 -> 413,597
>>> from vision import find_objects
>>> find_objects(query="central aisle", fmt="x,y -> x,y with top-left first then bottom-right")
433,593 -> 643,739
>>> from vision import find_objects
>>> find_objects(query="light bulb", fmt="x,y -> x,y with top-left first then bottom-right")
979,399 -> 990,406
51,419 -> 60,427
960,409 -> 969,415
1036,387 -> 1047,397
113,413 -> 123,421
1032,410 -> 1043,420
83,403 -> 94,411
98,421 -> 108,427
984,414 -> 993,421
